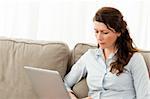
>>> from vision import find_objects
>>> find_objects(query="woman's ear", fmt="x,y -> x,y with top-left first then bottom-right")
117,32 -> 121,37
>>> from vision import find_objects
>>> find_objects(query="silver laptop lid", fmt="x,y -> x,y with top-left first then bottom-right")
24,66 -> 70,99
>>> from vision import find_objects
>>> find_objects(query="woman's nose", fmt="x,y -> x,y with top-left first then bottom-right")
97,32 -> 103,40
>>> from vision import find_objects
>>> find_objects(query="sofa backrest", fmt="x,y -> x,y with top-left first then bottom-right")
0,37 -> 69,99
141,51 -> 150,77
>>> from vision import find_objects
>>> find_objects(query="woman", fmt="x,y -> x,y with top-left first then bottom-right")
64,7 -> 149,99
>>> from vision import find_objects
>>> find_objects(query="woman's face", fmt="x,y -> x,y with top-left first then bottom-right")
94,21 -> 120,50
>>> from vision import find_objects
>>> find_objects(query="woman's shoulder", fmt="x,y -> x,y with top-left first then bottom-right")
86,48 -> 100,55
87,48 -> 98,52
129,52 -> 145,64
132,52 -> 144,59
80,48 -> 100,57
83,48 -> 104,59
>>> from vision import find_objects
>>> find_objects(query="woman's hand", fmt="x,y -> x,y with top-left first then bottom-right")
68,91 -> 92,99
82,96 -> 92,99
68,92 -> 78,99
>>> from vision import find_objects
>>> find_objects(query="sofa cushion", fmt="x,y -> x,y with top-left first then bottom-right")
0,37 -> 69,99
71,43 -> 150,98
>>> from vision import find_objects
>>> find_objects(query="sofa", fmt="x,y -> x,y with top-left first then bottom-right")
0,37 -> 149,99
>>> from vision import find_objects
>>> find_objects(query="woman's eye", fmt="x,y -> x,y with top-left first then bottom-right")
103,32 -> 109,34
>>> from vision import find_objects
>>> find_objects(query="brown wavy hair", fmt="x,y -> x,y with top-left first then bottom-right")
93,7 -> 138,75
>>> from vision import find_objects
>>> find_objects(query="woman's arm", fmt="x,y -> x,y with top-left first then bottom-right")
130,53 -> 149,99
64,50 -> 89,97
68,91 -> 78,99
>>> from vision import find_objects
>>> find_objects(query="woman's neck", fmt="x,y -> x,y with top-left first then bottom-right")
103,47 -> 117,60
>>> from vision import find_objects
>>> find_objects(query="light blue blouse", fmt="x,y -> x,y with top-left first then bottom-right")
64,48 -> 149,99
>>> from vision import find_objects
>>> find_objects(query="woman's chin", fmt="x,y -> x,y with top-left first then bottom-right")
99,45 -> 105,49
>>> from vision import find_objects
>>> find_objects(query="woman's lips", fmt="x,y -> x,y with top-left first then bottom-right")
100,43 -> 105,45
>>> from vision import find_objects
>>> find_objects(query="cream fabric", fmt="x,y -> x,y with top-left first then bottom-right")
141,51 -> 150,76
0,38 -> 149,99
0,37 -> 69,99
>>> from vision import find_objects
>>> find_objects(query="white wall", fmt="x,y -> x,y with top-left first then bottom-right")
0,0 -> 150,49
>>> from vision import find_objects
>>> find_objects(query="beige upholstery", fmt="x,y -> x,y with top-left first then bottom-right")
141,51 -> 150,77
0,37 -> 69,99
0,37 -> 149,99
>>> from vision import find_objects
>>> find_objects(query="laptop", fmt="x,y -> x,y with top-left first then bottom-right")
24,66 -> 70,99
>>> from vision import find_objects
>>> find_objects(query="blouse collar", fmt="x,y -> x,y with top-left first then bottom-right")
96,48 -> 118,59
